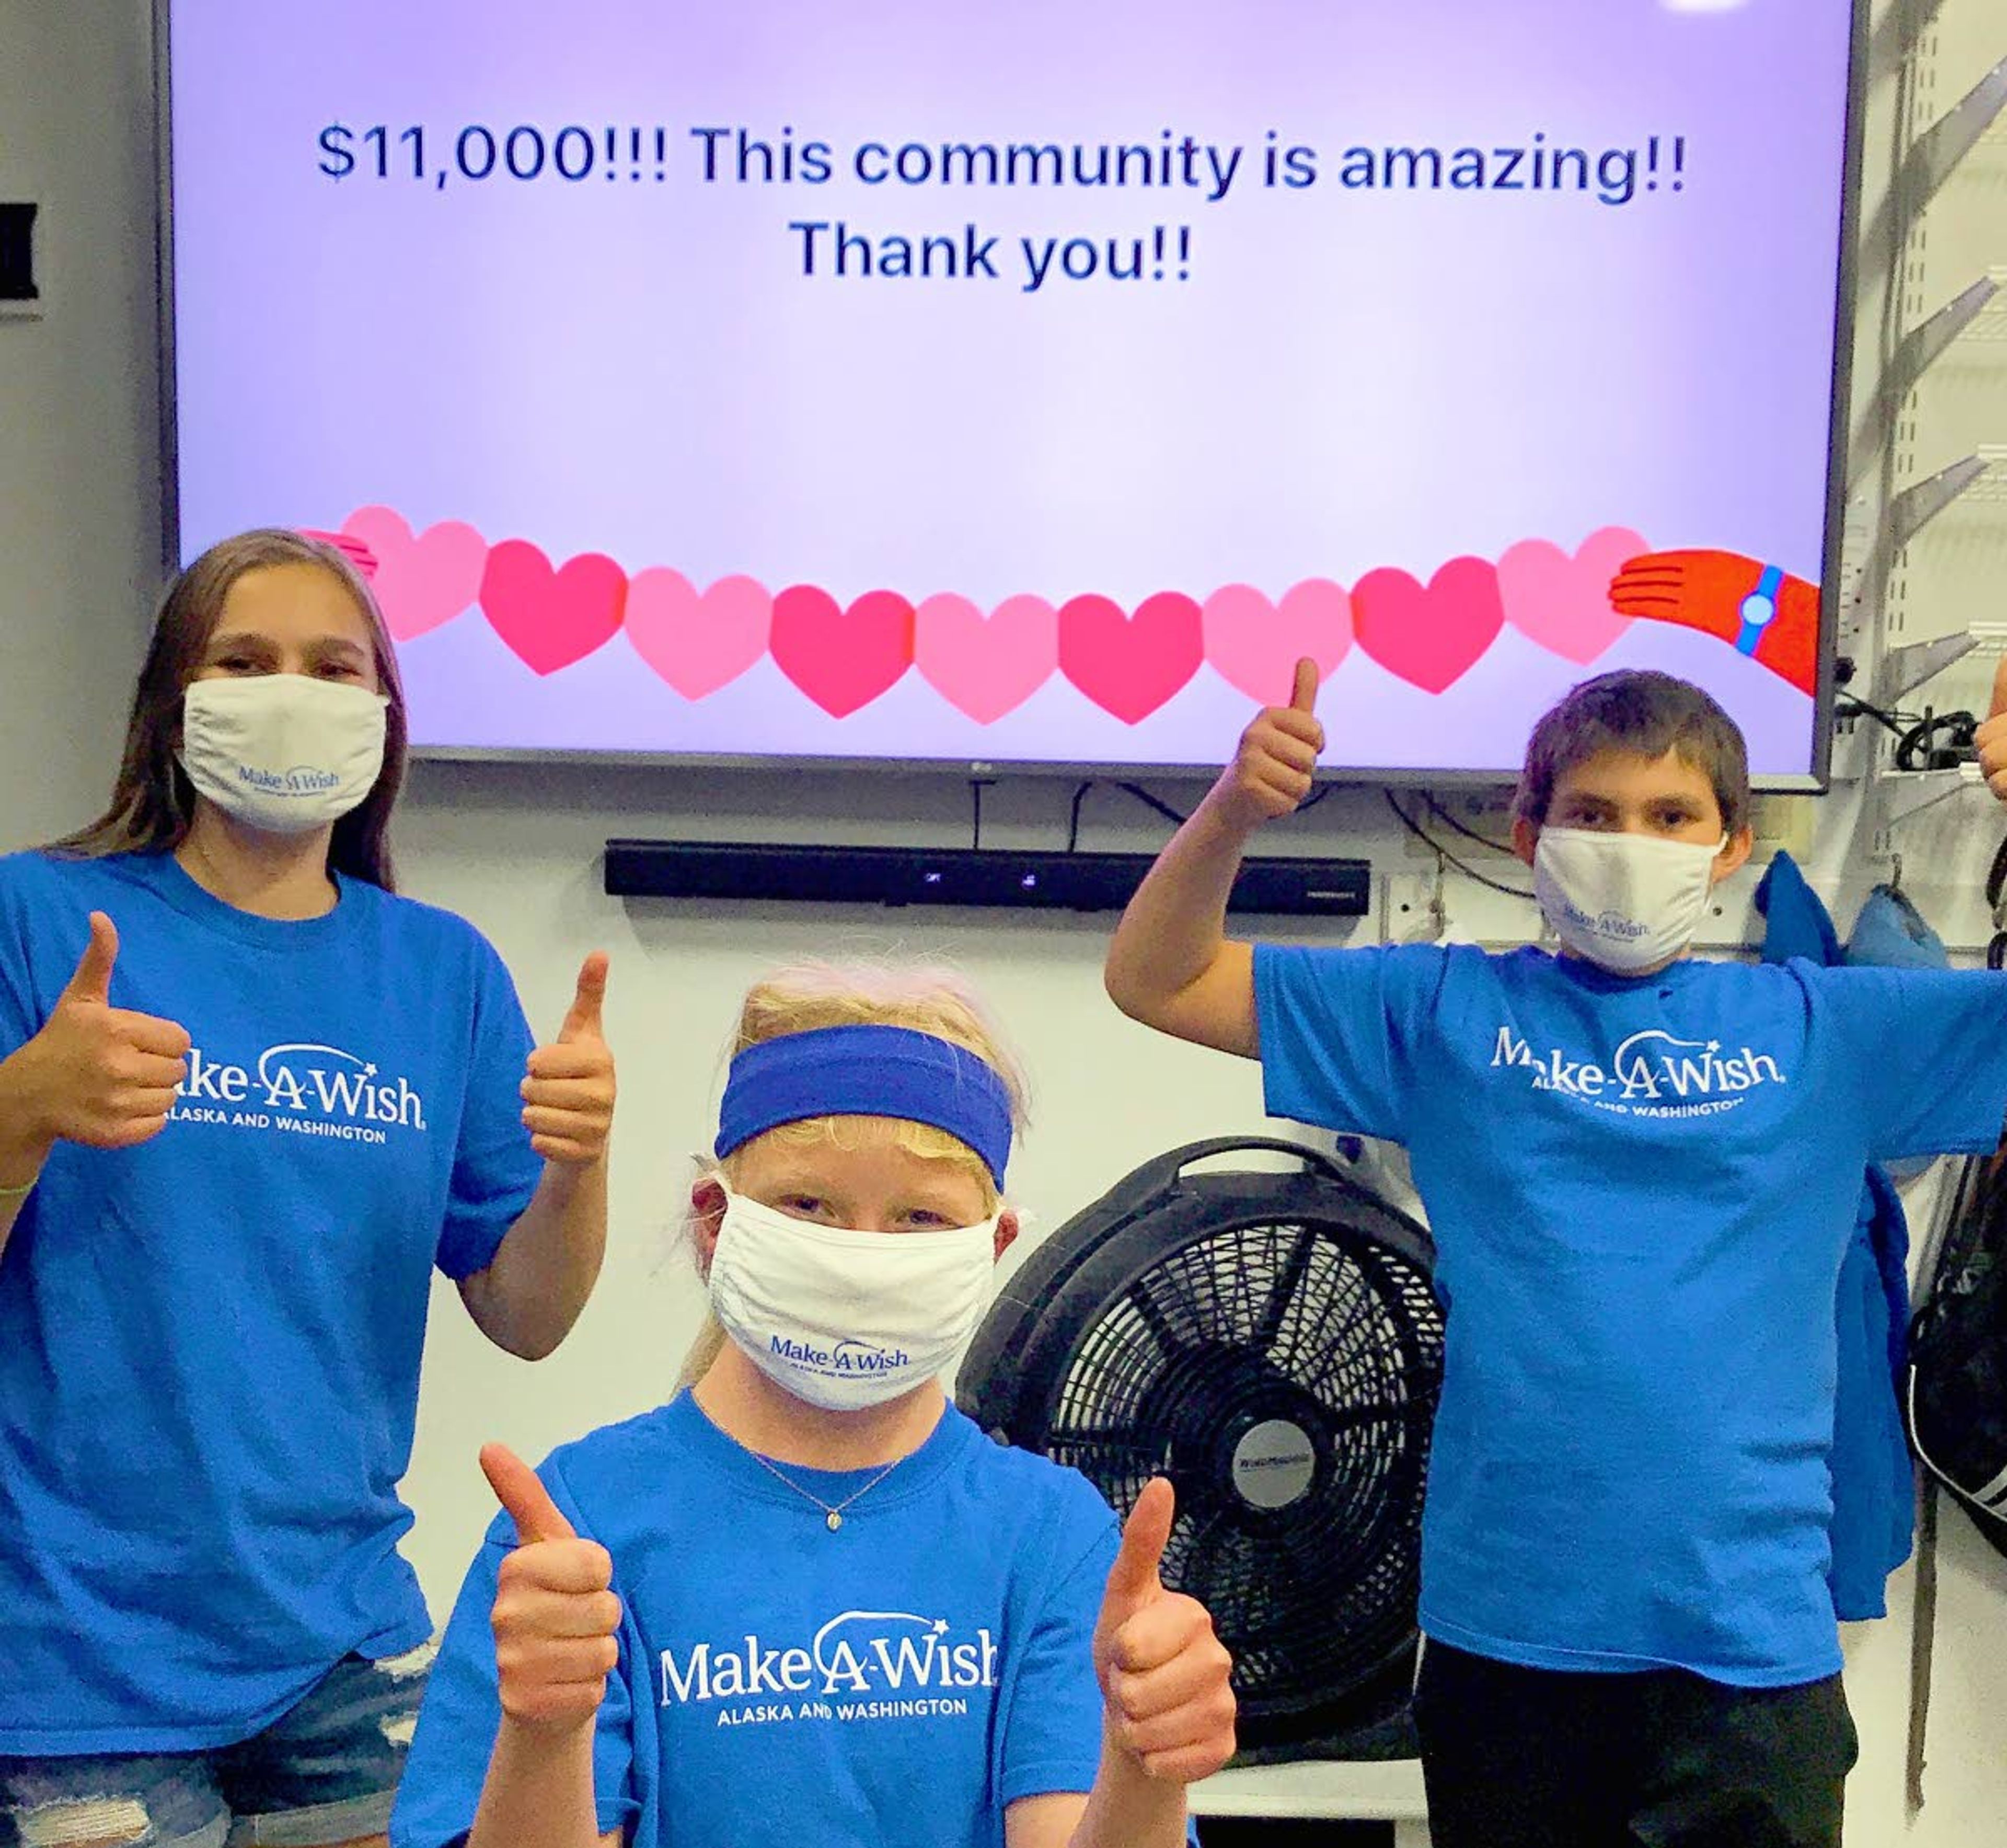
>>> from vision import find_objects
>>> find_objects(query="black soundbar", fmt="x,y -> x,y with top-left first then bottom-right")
603,839 -> 1371,915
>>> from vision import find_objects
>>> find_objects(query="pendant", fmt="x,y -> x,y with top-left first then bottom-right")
826,1510 -> 843,1532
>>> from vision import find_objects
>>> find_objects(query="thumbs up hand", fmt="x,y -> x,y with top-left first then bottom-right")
1206,656 -> 1325,836
482,1443 -> 622,1732
1976,656 -> 2007,808
1092,1480 -> 1237,1784
10,913 -> 190,1158
521,954 -> 615,1165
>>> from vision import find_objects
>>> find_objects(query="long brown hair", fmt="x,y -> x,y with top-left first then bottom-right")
54,529 -> 409,889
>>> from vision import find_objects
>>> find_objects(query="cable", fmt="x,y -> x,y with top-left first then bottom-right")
1895,709 -> 1978,773
1835,694 -> 1917,741
1420,792 -> 1515,854
1382,792 -> 1536,900
1065,781 -> 1190,852
1115,782 -> 1188,828
1065,780 -> 1094,853
1987,834 -> 2007,971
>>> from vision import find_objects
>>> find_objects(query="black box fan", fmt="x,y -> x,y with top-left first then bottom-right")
960,1136 -> 1444,1762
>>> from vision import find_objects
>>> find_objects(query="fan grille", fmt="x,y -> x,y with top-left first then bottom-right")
1046,1214 -> 1442,1720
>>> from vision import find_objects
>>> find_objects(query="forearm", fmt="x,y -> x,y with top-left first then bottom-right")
1105,794 -> 1260,1053
0,1048 -> 53,1260
462,1158 -> 607,1360
1067,1726 -> 1190,1848
468,1718 -> 605,1848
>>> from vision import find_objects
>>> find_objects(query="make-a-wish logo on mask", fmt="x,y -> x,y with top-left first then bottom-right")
1490,1025 -> 1786,1120
660,1609 -> 999,1730
769,1334 -> 912,1380
237,764 -> 343,797
165,1041 -> 426,1146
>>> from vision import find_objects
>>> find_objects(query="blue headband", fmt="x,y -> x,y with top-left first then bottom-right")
714,1024 -> 1014,1186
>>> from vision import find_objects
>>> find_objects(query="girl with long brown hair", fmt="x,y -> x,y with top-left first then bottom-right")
0,529 -> 616,1848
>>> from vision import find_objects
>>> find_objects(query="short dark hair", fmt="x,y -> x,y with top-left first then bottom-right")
1515,669 -> 1751,834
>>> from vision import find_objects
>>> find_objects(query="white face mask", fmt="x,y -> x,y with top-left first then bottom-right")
1533,827 -> 1727,975
706,1187 -> 999,1413
179,676 -> 388,836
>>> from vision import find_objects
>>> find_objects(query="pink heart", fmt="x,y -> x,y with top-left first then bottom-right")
478,540 -> 627,676
1058,592 -> 1204,724
770,586 -> 915,718
914,593 -> 1058,723
625,569 -> 772,700
339,507 -> 488,641
1352,556 -> 1504,695
1202,579 -> 1354,704
1497,527 -> 1647,665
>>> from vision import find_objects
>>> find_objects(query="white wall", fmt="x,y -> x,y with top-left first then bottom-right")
2,3 -> 2003,1841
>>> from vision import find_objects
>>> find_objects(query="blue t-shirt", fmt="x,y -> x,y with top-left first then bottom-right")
0,849 -> 543,1752
1254,942 -> 2007,1687
392,1393 -> 1120,1848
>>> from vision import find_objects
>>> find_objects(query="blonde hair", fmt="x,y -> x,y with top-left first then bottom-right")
53,529 -> 409,888
677,960 -> 1029,1386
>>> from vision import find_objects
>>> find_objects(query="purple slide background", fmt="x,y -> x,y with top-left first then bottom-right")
167,0 -> 1853,775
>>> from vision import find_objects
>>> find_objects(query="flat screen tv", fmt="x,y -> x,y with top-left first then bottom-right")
161,0 -> 1863,781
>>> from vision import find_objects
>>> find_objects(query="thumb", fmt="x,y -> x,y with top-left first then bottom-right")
61,913 -> 120,1007
1103,1477 -> 1175,1614
481,1442 -> 576,1546
1289,656 -> 1319,715
557,953 -> 609,1044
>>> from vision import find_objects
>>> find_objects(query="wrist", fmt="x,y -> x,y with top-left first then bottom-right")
1194,781 -> 1268,845
0,1105 -> 54,1192
1090,1718 -> 1189,1820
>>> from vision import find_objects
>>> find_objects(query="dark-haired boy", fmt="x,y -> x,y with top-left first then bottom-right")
1106,663 -> 2007,1847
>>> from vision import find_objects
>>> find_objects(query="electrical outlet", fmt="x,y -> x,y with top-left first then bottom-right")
1749,794 -> 1817,859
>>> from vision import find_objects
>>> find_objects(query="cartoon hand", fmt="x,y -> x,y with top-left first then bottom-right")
522,955 -> 615,1164
1609,550 -> 1819,697
1206,657 -> 1323,836
1093,1479 -> 1238,1784
13,914 -> 190,1156
482,1442 -> 622,1732
1976,656 -> 2007,808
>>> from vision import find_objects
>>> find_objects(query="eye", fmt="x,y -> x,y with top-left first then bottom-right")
316,661 -> 363,679
213,655 -> 263,674
901,1208 -> 954,1230
776,1194 -> 828,1220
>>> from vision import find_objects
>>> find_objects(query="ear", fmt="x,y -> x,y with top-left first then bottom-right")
1712,825 -> 1755,883
993,1209 -> 1020,1263
1510,815 -> 1539,869
690,1174 -> 729,1273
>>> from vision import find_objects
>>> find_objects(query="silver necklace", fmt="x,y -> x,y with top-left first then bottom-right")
745,1447 -> 906,1532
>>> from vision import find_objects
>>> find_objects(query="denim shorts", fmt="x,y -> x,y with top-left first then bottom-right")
0,1645 -> 435,1848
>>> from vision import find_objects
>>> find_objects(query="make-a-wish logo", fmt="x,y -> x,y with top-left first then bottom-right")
770,1334 -> 912,1380
661,1609 -> 999,1724
1490,1024 -> 1786,1118
166,1041 -> 426,1145
237,763 -> 341,796
1558,899 -> 1650,943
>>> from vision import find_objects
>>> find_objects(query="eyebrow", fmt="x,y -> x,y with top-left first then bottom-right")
206,631 -> 369,659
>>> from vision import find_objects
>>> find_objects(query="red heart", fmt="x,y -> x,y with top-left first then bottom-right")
478,540 -> 627,676
770,586 -> 915,718
1058,592 -> 1204,724
1351,556 -> 1504,694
